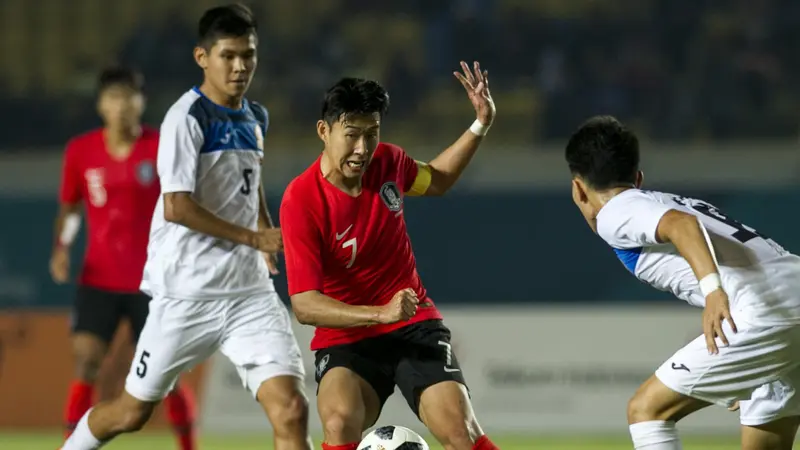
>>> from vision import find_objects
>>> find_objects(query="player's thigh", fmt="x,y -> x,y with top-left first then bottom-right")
395,320 -> 471,418
121,292 -> 151,343
654,322 -> 800,411
315,341 -> 396,433
124,296 -> 221,402
71,285 -> 122,347
628,374 -> 711,423
741,415 -> 800,450
218,293 -> 305,397
739,363 -> 800,428
396,320 -> 483,445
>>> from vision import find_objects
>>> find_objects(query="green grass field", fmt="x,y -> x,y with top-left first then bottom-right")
2,432 -> 742,449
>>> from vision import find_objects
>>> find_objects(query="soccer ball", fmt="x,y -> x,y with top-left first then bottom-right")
357,425 -> 430,450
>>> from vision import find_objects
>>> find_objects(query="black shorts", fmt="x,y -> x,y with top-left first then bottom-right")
313,319 -> 467,418
70,285 -> 151,344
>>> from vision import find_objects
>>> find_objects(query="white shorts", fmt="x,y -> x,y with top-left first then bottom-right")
655,320 -> 800,426
124,292 -> 305,402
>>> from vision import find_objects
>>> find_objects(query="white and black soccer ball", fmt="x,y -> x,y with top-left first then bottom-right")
357,425 -> 430,450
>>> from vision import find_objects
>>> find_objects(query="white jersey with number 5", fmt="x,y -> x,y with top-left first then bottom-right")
140,88 -> 274,300
596,189 -> 800,327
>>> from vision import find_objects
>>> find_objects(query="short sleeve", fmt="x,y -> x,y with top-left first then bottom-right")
251,102 -> 270,144
157,112 -> 204,194
260,104 -> 270,134
384,143 -> 431,196
280,184 -> 324,295
596,191 -> 674,249
59,141 -> 82,204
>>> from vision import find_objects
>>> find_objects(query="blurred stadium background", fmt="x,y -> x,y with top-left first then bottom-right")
2,0 -> 800,448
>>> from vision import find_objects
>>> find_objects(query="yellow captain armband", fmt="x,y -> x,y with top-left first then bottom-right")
405,161 -> 432,197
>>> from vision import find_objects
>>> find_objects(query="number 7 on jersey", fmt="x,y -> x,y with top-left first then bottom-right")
342,238 -> 357,268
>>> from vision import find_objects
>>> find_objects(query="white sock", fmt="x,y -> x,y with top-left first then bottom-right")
629,420 -> 682,450
61,408 -> 104,450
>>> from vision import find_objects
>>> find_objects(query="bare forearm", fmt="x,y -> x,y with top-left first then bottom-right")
426,129 -> 484,195
664,216 -> 718,279
53,204 -> 81,251
292,291 -> 383,328
258,185 -> 275,230
166,194 -> 256,247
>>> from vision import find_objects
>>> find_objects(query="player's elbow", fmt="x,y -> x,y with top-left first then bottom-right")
290,292 -> 317,325
423,170 -> 450,197
163,192 -> 192,224
424,184 -> 447,197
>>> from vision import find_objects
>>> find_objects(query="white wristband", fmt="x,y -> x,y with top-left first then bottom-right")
59,213 -> 81,246
699,273 -> 722,297
469,119 -> 490,136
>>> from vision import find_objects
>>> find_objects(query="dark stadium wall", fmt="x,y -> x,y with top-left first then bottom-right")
0,189 -> 797,309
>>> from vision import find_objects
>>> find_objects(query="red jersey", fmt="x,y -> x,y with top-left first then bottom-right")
281,143 -> 443,350
59,127 -> 160,292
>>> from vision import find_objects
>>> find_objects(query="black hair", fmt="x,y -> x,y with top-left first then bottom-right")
565,115 -> 640,190
321,77 -> 390,125
198,3 -> 257,48
97,66 -> 144,94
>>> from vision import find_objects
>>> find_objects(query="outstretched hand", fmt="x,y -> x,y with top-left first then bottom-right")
454,61 -> 496,127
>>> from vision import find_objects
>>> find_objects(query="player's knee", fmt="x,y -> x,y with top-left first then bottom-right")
72,336 -> 107,382
270,390 -> 309,437
73,354 -> 104,382
427,412 -> 479,450
112,393 -> 156,433
114,398 -> 155,433
627,390 -> 659,424
320,403 -> 363,442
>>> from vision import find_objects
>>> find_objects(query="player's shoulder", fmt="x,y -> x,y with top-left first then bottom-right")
136,126 -> 160,156
248,100 -> 269,125
368,142 -> 408,171
161,89 -> 206,130
284,160 -> 321,202
63,129 -> 104,161
139,125 -> 160,142
65,128 -> 103,150
597,189 -> 666,227
605,188 -> 673,210
375,142 -> 405,159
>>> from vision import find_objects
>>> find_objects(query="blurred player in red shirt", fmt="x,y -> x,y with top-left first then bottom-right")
50,67 -> 197,450
280,63 -> 500,450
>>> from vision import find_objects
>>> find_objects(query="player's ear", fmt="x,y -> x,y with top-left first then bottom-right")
194,46 -> 208,69
635,170 -> 644,188
316,120 -> 329,144
572,178 -> 589,203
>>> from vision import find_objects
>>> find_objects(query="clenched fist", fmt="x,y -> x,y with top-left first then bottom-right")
378,288 -> 420,324
250,228 -> 283,253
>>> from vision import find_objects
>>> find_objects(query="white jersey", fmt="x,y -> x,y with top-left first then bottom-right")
596,189 -> 800,327
140,88 -> 274,300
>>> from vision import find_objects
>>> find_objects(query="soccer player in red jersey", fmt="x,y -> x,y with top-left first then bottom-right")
50,67 -> 197,450
280,62 -> 500,450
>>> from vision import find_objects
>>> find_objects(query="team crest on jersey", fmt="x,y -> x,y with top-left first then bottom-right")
379,182 -> 403,212
135,161 -> 155,186
254,124 -> 264,150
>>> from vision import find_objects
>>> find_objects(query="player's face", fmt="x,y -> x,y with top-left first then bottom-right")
97,85 -> 144,129
195,35 -> 257,99
318,113 -> 381,179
